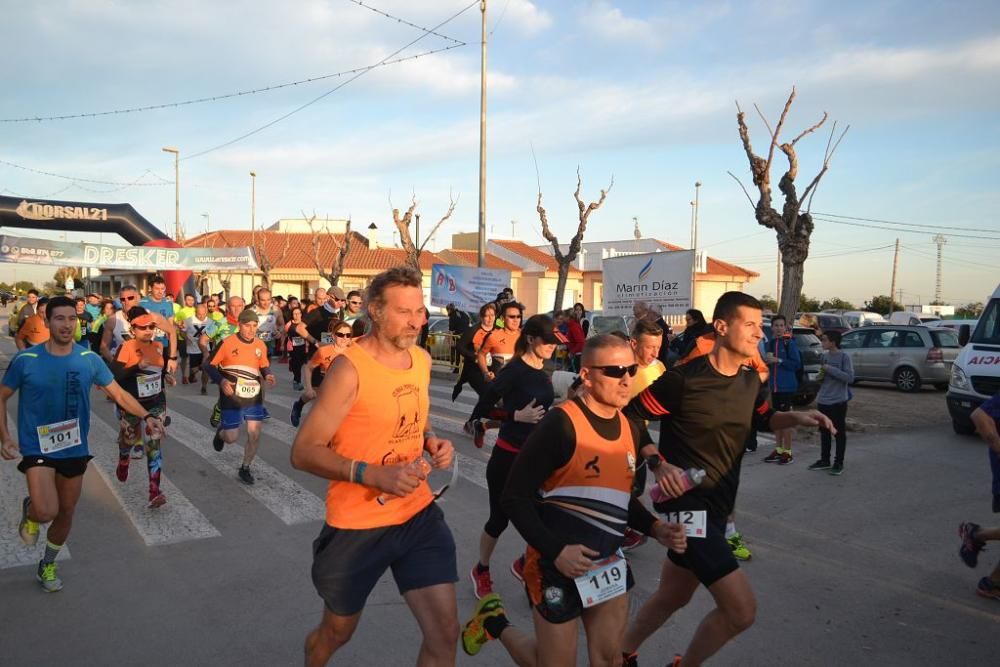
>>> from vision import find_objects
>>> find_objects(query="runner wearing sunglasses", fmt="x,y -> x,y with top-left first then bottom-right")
290,267 -> 458,667
620,292 -> 834,667
290,320 -> 353,427
477,302 -> 523,381
110,307 -> 172,508
462,334 -> 687,665
467,314 -> 561,600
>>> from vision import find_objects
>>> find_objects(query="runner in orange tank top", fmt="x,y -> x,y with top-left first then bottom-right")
291,266 -> 459,667
477,301 -> 523,381
460,335 -> 687,666
289,319 -> 353,427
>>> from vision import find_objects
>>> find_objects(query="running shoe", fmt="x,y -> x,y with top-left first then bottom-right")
213,431 -> 224,452
200,386 -> 207,395
37,561 -> 63,593
470,564 -> 494,600
622,528 -> 647,551
293,381 -> 304,391
465,419 -> 486,449
828,463 -> 844,476
808,460 -> 832,471
18,497 -> 39,546
511,555 -> 526,583
130,444 -> 144,460
148,493 -> 167,509
181,376 -> 189,385
777,452 -> 794,465
977,576 -> 1000,600
728,533 -> 752,561
744,443 -> 758,453
959,522 -> 985,568
238,465 -> 255,485
762,450 -> 782,463
668,655 -> 683,667
209,403 -> 222,428
621,652 -> 639,667
461,593 -> 505,656
116,457 -> 130,482
290,399 -> 304,427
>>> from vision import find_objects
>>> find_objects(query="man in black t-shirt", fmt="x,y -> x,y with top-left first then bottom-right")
620,292 -> 834,667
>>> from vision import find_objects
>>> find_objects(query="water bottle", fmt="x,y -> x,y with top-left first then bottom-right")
376,456 -> 432,505
649,467 -> 706,504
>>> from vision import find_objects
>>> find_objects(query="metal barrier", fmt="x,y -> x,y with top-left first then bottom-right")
425,332 -> 461,370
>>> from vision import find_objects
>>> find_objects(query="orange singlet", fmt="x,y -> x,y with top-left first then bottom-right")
17,314 -> 50,346
480,328 -> 520,366
325,344 -> 433,529
308,344 -> 344,375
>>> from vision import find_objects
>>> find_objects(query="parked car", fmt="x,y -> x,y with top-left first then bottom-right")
888,311 -> 942,326
762,324 -> 823,405
839,325 -> 960,392
796,312 -> 850,334
842,310 -> 887,328
938,319 -> 979,334
588,310 -> 630,338
947,282 -> 1000,434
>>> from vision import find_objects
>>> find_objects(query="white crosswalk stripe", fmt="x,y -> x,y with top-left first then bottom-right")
0,411 -> 72,569
86,411 -> 221,546
164,410 -> 325,525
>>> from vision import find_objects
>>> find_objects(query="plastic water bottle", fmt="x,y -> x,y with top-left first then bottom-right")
376,456 -> 432,505
649,467 -> 706,504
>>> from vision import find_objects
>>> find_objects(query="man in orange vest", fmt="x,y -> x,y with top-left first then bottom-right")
291,266 -> 457,667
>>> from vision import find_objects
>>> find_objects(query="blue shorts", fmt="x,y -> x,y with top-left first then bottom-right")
220,404 -> 270,431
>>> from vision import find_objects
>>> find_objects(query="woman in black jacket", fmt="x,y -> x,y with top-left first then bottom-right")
452,303 -> 497,400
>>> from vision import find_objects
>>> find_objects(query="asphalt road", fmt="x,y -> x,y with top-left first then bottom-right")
1,322 -> 997,666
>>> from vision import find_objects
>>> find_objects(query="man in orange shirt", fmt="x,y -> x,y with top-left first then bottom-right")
291,266 -> 457,667
205,309 -> 275,485
15,299 -> 50,350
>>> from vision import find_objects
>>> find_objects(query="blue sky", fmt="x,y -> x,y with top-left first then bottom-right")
1,0 -> 998,305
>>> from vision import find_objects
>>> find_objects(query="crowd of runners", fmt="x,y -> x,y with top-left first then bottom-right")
2,266 -> 998,666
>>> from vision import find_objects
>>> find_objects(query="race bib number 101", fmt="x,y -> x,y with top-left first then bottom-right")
37,418 -> 82,454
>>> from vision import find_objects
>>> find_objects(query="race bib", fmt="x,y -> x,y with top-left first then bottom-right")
320,332 -> 333,344
137,374 -> 163,399
235,377 -> 261,399
659,510 -> 707,538
257,330 -> 273,342
154,328 -> 166,339
574,551 -> 627,608
291,336 -> 305,347
37,418 -> 82,454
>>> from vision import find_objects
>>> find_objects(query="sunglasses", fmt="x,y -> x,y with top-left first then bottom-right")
506,314 -> 522,319
334,332 -> 352,339
348,300 -> 362,306
589,364 -> 639,378
122,295 -> 139,302
132,324 -> 156,331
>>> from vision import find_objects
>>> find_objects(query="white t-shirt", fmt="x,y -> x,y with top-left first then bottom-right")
183,316 -> 210,355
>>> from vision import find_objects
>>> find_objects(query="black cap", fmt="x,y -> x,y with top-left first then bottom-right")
522,314 -> 560,344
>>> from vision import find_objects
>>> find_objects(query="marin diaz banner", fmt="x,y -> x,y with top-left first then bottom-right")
0,234 -> 259,271
430,264 -> 511,312
601,250 -> 694,316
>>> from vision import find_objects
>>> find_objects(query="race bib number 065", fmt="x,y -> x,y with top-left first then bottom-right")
659,510 -> 707,538
235,377 -> 261,398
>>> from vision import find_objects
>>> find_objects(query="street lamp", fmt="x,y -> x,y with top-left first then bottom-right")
162,146 -> 181,241
250,171 -> 257,244
201,213 -> 210,234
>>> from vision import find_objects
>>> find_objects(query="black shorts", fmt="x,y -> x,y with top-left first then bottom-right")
311,368 -> 325,389
655,496 -> 737,587
188,352 -> 204,368
178,345 -> 188,358
772,392 -> 794,412
311,503 -> 457,616
523,546 -> 634,624
18,455 -> 93,478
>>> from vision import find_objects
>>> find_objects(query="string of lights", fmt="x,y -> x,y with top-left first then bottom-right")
813,211 -> 999,234
344,0 -> 464,44
0,160 -> 173,187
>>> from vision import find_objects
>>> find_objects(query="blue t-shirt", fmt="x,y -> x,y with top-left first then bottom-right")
140,297 -> 174,347
2,344 -> 114,458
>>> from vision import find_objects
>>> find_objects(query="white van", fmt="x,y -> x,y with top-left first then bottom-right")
843,310 -> 886,328
889,311 -> 943,326
947,283 -> 1000,434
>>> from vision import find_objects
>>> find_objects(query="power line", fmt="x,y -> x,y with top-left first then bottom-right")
0,45 -> 463,124
813,216 -> 1000,241
0,159 -> 172,187
184,0 -> 479,161
344,0 -> 464,44
813,211 -> 999,234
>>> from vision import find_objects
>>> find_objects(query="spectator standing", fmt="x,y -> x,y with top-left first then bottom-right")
808,331 -> 854,475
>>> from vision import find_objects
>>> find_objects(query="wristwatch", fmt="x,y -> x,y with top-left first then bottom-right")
645,453 -> 664,471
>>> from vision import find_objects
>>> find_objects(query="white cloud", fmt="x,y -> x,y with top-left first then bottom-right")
580,1 -> 658,46
501,0 -> 553,36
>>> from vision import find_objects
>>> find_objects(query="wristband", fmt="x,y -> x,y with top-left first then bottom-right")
141,413 -> 153,422
645,452 -> 666,470
354,461 -> 368,484
169,356 -> 178,360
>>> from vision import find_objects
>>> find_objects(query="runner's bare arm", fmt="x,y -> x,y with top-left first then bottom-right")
971,407 -> 1000,454
100,319 -> 115,363
152,313 -> 178,371
0,385 -> 18,459
290,355 -> 359,481
100,381 -> 166,437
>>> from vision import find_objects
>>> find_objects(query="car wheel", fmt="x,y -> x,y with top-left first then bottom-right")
952,419 -> 976,436
933,382 -> 949,391
893,366 -> 921,392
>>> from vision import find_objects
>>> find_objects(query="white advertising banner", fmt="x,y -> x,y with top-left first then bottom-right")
601,250 -> 693,315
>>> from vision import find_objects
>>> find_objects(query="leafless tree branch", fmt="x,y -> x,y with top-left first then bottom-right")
727,171 -> 757,210
418,192 -> 459,253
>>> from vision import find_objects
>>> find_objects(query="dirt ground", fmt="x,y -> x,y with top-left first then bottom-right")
790,381 -> 950,443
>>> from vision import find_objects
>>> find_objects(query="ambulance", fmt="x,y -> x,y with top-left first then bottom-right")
947,283 -> 1000,434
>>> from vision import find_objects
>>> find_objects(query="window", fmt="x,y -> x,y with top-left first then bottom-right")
931,330 -> 960,348
899,331 -> 924,348
867,330 -> 898,348
972,299 -> 1000,345
840,331 -> 865,349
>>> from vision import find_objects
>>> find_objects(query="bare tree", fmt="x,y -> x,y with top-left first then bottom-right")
254,233 -> 291,290
390,192 -> 458,274
537,167 -> 613,313
307,213 -> 353,287
730,87 -> 849,319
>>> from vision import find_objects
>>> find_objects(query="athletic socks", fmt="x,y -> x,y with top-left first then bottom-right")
725,522 -> 737,539
483,612 -> 510,640
42,541 -> 62,565
476,563 -> 489,574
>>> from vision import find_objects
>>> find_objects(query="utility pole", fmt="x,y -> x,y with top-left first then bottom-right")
477,0 -> 487,267
161,147 -> 181,241
889,238 -> 900,313
202,213 -> 210,234
250,170 -> 257,249
415,213 -> 421,249
932,234 -> 947,303
511,219 -> 517,237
